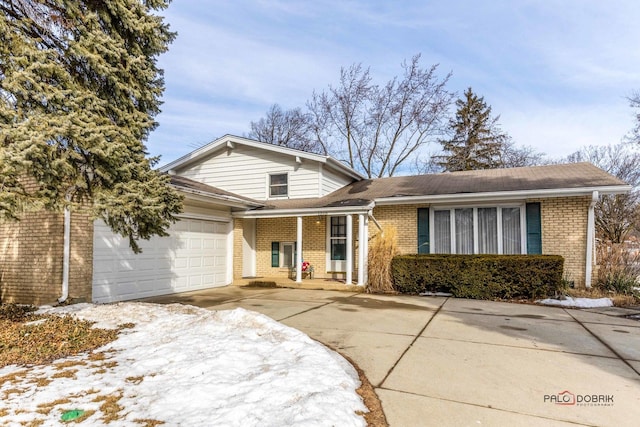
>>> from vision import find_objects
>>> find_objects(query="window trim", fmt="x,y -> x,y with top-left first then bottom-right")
428,204 -> 527,255
280,241 -> 296,268
268,172 -> 289,198
329,216 -> 347,261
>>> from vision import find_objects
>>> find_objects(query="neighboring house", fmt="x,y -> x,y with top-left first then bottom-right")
0,135 -> 631,304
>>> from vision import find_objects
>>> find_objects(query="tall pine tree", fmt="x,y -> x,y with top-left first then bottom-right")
0,0 -> 182,252
435,87 -> 508,171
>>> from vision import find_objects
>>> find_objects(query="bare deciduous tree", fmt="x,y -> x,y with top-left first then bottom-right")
500,140 -> 547,168
565,143 -> 640,243
249,55 -> 453,177
629,91 -> 640,144
248,104 -> 324,154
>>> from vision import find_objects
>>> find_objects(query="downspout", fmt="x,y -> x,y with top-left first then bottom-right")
59,191 -> 73,303
585,190 -> 598,289
367,212 -> 383,233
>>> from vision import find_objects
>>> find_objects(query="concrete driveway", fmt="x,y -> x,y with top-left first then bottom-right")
144,287 -> 640,427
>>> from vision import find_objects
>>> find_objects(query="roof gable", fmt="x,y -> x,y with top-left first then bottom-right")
160,134 -> 363,181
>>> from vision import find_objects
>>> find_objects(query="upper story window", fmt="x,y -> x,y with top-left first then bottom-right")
269,173 -> 288,197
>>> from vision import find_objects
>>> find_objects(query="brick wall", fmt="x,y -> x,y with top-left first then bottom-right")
370,204 -> 428,254
254,217 -> 328,278
242,198 -> 593,286
0,209 -> 93,305
372,199 -> 593,287
536,196 -> 591,287
232,218 -> 244,279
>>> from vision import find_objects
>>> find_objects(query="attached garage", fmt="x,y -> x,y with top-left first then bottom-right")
92,216 -> 232,303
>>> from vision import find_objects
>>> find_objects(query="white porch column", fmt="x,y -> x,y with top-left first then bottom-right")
346,214 -> 353,285
363,215 -> 369,284
357,213 -> 365,286
296,216 -> 303,283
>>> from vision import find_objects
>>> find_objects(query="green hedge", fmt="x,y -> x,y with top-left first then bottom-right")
391,254 -> 564,300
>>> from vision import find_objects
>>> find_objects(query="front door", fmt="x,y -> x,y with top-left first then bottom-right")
327,216 -> 347,272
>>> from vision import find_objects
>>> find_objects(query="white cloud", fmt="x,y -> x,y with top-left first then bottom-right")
147,0 -> 640,168
500,102 -> 633,158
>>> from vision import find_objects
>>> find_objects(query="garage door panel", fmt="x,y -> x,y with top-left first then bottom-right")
93,218 -> 230,303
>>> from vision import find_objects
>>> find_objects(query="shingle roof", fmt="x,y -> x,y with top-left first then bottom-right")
259,162 -> 629,211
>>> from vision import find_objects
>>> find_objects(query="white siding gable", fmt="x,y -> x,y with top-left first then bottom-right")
174,144 -> 326,200
322,166 -> 355,196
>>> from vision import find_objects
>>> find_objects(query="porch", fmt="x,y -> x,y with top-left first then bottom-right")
232,276 -> 367,293
235,206 -> 375,287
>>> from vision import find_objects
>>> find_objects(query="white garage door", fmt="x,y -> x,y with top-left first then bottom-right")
93,218 -> 230,303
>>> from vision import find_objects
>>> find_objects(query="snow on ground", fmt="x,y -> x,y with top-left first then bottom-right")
0,303 -> 367,426
536,296 -> 614,308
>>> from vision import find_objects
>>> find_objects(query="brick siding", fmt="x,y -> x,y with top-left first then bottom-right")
536,196 -> 591,287
232,218 -> 244,279
372,198 -> 593,288
0,209 -> 93,305
253,217 -> 328,278
369,204 -> 428,254
237,197 -> 593,287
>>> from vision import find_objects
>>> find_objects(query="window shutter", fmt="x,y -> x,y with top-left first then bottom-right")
271,242 -> 280,267
526,203 -> 542,254
417,208 -> 430,254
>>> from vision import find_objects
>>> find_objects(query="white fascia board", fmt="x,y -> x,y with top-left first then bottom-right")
176,212 -> 231,223
174,186 -> 264,209
233,202 -> 375,219
374,185 -> 633,206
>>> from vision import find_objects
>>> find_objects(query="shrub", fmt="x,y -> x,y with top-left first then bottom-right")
367,226 -> 399,293
596,243 -> 640,297
391,254 -> 564,300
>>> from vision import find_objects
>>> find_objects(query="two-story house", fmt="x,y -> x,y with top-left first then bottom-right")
0,135 -> 630,304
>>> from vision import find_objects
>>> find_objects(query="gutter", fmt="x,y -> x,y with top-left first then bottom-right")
367,212 -> 383,232
585,190 -> 599,289
233,202 -> 375,219
59,203 -> 71,303
373,185 -> 632,206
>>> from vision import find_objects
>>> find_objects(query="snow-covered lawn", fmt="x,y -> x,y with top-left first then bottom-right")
536,296 -> 614,308
0,303 -> 367,426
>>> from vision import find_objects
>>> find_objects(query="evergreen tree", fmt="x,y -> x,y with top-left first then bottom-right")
0,0 -> 182,252
435,87 -> 508,171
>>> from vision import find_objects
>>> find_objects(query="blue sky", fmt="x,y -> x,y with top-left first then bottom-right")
148,0 -> 640,168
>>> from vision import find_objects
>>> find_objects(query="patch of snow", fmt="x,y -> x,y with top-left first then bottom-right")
1,303 -> 367,426
419,292 -> 453,297
536,296 -> 614,308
